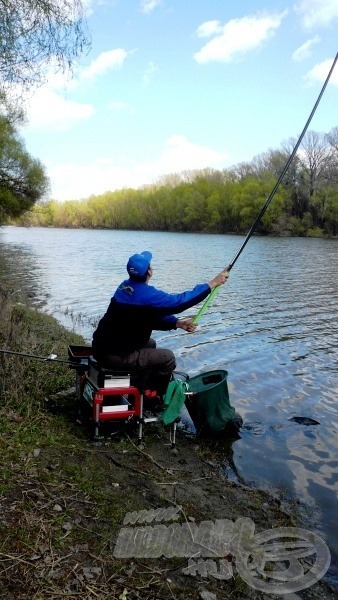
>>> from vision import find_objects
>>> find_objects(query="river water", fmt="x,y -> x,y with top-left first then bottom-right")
1,226 -> 337,585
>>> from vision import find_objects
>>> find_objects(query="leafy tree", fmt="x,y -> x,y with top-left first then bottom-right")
312,188 -> 338,236
205,191 -> 222,231
325,126 -> 338,186
0,116 -> 48,223
0,0 -> 90,99
182,189 -> 206,231
0,0 -> 90,222
326,126 -> 338,154
297,130 -> 332,197
227,161 -> 256,182
285,215 -> 305,236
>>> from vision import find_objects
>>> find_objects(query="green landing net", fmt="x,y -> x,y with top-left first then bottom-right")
185,369 -> 236,434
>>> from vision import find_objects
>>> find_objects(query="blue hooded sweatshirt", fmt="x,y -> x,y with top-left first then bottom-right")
92,278 -> 210,357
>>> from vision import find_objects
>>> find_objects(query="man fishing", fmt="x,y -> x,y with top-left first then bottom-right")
92,251 -> 228,396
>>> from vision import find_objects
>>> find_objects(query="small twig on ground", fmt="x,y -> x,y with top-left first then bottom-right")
155,482 -> 181,486
103,452 -> 148,476
0,552 -> 33,567
166,577 -> 178,600
124,434 -> 173,473
44,592 -> 85,597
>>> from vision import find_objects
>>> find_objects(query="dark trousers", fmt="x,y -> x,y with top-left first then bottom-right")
98,339 -> 176,396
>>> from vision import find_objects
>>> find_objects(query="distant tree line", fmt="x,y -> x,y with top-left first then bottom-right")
16,128 -> 338,236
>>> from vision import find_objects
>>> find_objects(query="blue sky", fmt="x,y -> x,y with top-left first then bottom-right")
22,0 -> 338,201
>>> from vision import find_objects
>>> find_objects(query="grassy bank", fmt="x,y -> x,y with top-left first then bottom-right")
0,286 -> 335,599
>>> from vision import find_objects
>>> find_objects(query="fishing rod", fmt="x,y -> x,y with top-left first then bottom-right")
193,51 -> 338,326
0,348 -> 76,366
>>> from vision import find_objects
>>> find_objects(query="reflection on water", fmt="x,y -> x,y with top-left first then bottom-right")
0,226 -> 337,585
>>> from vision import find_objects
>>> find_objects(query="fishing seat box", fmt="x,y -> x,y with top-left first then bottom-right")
74,356 -> 161,445
80,357 -> 142,441
82,377 -> 142,422
67,355 -> 179,449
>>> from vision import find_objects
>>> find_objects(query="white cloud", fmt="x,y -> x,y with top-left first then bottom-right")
292,36 -> 321,61
47,136 -> 228,200
194,11 -> 288,64
22,47 -> 132,132
154,135 -> 227,173
108,101 -> 135,115
196,20 -> 223,38
47,161 -> 130,201
35,48 -> 131,87
294,0 -> 338,29
25,88 -> 95,131
140,0 -> 162,14
81,48 -> 129,79
304,57 -> 338,85
142,61 -> 160,88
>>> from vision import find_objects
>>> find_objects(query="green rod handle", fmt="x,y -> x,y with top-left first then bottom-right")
192,268 -> 230,325
192,285 -> 220,325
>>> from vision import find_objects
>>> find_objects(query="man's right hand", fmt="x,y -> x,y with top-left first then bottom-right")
208,269 -> 229,290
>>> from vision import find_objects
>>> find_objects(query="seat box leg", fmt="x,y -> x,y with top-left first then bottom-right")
170,419 -> 179,454
137,394 -> 144,446
138,420 -> 143,445
93,398 -> 102,445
